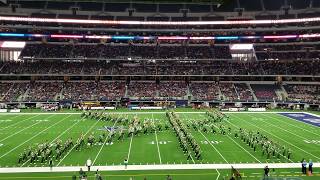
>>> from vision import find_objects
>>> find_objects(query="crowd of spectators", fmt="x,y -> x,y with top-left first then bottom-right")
128,81 -> 157,99
19,44 -> 232,59
0,83 -> 13,101
190,82 -> 220,100
2,60 -> 320,76
235,83 -> 254,101
1,81 -> 320,103
159,82 -> 187,98
219,83 -> 238,101
250,84 -> 279,101
96,82 -> 125,101
285,84 -> 320,103
62,82 -> 97,101
25,82 -> 63,101
0,83 -> 29,102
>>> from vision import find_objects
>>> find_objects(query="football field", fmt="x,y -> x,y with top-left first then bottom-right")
0,110 -> 319,179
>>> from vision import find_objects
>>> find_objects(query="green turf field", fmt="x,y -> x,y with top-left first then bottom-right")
0,110 -> 319,179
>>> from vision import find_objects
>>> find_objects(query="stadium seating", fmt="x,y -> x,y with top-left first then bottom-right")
128,81 -> 157,99
285,84 -> 320,103
190,82 -> 220,101
234,83 -> 254,101
250,84 -> 280,101
2,60 -> 320,76
159,82 -> 187,98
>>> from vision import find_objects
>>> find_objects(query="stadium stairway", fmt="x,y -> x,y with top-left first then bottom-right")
0,83 -> 13,101
186,84 -> 191,99
18,85 -> 30,102
217,85 -> 223,100
280,84 -> 289,98
246,83 -> 258,101
54,90 -> 63,101
124,85 -> 128,97
233,84 -> 240,100
0,63 -> 5,72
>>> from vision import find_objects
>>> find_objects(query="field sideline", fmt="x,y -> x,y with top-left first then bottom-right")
0,110 -> 319,179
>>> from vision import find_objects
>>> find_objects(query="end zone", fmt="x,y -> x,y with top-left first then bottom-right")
279,112 -> 320,127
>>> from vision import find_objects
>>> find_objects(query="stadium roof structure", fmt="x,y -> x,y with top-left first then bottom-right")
1,0 -> 317,12
3,0 -> 225,4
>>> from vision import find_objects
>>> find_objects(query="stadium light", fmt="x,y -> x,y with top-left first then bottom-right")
0,32 -> 320,41
0,41 -> 26,48
0,16 -> 320,26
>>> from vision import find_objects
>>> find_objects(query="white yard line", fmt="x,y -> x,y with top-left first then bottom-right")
192,115 -> 230,163
226,136 -> 262,163
93,119 -> 119,165
49,115 -> 79,143
0,114 -> 40,131
56,119 -> 102,166
304,112 -> 320,118
2,162 -> 319,173
0,114 -> 67,159
256,114 -> 320,142
20,115 -> 75,167
198,131 -> 229,164
225,118 -> 295,163
230,114 -> 320,161
127,134 -> 133,162
177,114 -> 196,164
152,113 -> 162,164
0,121 -> 42,143
199,114 -> 262,163
182,107 -> 229,164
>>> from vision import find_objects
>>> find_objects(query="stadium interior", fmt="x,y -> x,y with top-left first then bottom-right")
0,0 -> 319,179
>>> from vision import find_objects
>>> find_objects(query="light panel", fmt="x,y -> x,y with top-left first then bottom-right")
0,16 -> 320,26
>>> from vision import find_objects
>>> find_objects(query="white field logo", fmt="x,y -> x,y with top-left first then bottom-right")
287,114 -> 305,117
34,120 -> 49,122
304,140 -> 320,144
201,140 -> 222,144
302,118 -> 320,124
150,141 -> 172,145
0,119 -> 12,122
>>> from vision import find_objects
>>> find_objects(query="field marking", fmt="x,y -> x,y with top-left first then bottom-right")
20,115 -> 76,167
177,114 -> 196,164
304,112 -> 320,118
0,114 -> 40,131
0,111 -> 306,115
152,113 -> 162,164
273,113 -> 320,133
0,114 -> 69,159
230,114 -> 320,161
257,114 -> 320,144
56,118 -> 103,166
215,169 -> 220,180
0,173 -> 219,179
0,121 -> 42,143
127,134 -> 133,162
225,118 -> 295,163
199,114 -> 262,163
0,114 -> 20,125
1,162 -> 320,173
226,136 -> 262,163
92,119 -> 119,165
182,114 -> 224,163
198,131 -> 229,164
